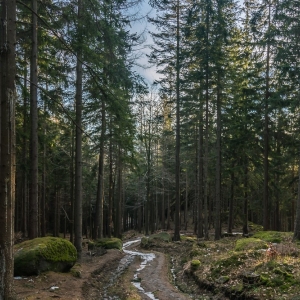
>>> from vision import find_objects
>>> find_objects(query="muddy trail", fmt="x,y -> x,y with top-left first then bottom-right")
94,239 -> 191,300
84,238 -> 226,300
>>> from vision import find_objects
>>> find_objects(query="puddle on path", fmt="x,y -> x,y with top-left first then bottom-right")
170,256 -> 179,290
123,239 -> 159,300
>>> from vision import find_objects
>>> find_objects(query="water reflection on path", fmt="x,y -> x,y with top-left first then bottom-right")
123,239 -> 159,300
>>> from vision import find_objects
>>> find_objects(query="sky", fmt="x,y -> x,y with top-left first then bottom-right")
127,0 -> 159,85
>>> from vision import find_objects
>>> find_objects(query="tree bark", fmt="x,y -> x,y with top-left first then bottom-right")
0,0 -> 16,297
74,0 -> 83,258
293,156 -> 300,240
215,72 -> 222,240
203,0 -> 210,240
107,127 -> 114,238
227,163 -> 234,234
263,1 -> 271,231
94,101 -> 106,239
174,0 -> 181,241
29,0 -> 39,239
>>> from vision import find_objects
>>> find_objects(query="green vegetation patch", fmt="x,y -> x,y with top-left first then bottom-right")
211,253 -> 247,278
141,232 -> 172,248
253,231 -> 292,243
14,237 -> 77,276
181,235 -> 196,242
190,244 -> 203,258
248,222 -> 263,232
235,238 -> 268,251
151,232 -> 172,242
191,259 -> 201,270
256,261 -> 298,291
93,237 -> 122,250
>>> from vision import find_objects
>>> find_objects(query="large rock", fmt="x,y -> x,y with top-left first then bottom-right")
14,237 -> 77,276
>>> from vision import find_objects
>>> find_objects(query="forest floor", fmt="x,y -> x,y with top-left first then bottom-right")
13,233 -> 190,300
13,228 -> 300,300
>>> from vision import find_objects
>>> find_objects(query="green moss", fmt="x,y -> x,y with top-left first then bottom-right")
70,263 -> 82,278
191,259 -> 201,270
14,237 -> 77,276
248,222 -> 264,232
211,253 -> 247,278
14,237 -> 77,262
94,238 -> 122,250
190,245 -> 202,258
181,235 -> 196,242
235,238 -> 268,251
141,237 -> 149,248
253,231 -> 292,243
258,262 -> 298,291
230,283 -> 244,293
151,232 -> 172,242
140,232 -> 172,249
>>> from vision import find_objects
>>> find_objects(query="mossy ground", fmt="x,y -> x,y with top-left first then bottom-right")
141,232 -> 172,248
143,230 -> 300,299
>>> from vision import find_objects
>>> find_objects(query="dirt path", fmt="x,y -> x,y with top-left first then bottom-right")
136,250 -> 190,300
14,239 -> 191,300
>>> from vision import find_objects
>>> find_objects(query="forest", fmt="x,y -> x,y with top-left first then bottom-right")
1,0 -> 300,298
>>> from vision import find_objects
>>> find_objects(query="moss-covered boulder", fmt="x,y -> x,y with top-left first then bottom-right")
14,237 -> 77,276
91,237 -> 122,250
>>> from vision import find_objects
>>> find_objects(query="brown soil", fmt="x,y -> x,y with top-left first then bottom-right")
13,248 -> 125,300
13,237 -> 190,300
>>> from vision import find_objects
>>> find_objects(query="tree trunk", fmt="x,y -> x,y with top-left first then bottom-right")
94,101 -> 106,239
197,101 -> 204,238
243,163 -> 249,235
74,0 -> 83,258
184,171 -> 188,230
215,72 -> 222,240
174,0 -> 181,241
203,2 -> 210,240
115,146 -> 122,238
293,156 -> 300,240
21,59 -> 29,237
263,2 -> 271,231
40,104 -> 47,237
227,163 -> 234,234
29,0 -> 39,239
107,128 -> 113,238
0,0 -> 16,297
69,126 -> 75,244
